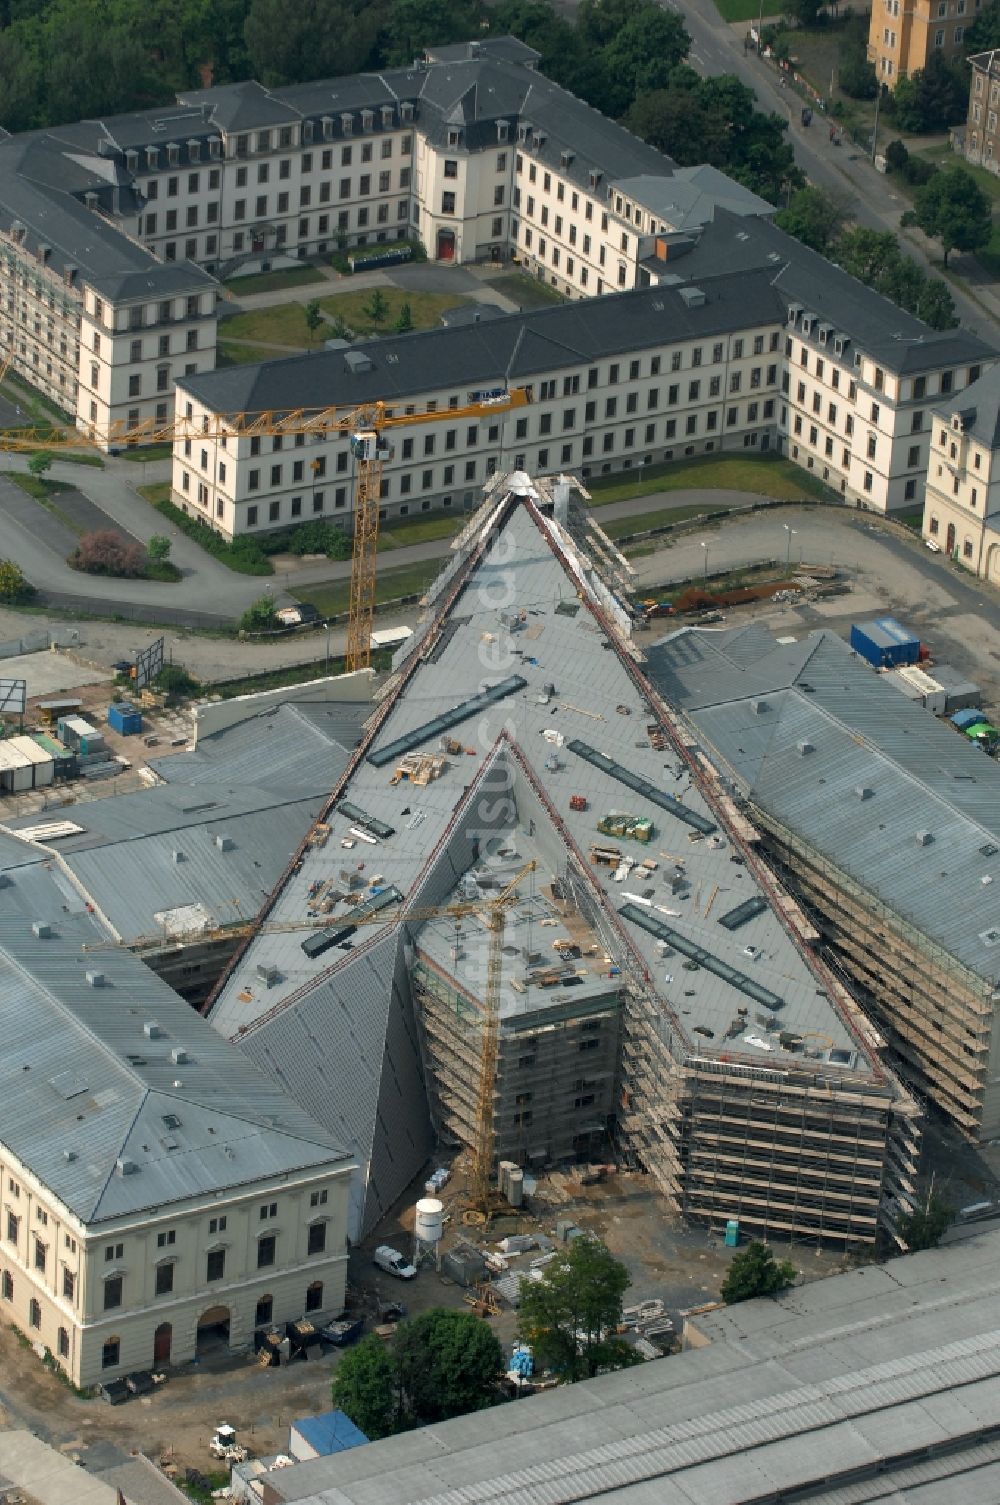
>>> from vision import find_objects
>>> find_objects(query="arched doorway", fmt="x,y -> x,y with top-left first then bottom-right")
946,521 -> 956,556
153,1321 -> 172,1365
436,228 -> 456,262
988,543 -> 1000,583
196,1305 -> 231,1355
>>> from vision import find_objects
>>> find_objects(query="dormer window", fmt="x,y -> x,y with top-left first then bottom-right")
361,109 -> 374,131
322,116 -> 334,139
167,144 -> 179,167
497,121 -> 509,143
341,113 -> 354,135
381,105 -> 394,127
303,120 -> 314,143
188,140 -> 201,162
401,102 -> 414,123
125,149 -> 138,172
209,137 -> 221,158
257,129 -> 270,151
448,128 -> 460,147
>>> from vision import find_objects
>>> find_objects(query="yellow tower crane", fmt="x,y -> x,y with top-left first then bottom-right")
86,858 -> 538,1213
0,387 -> 531,673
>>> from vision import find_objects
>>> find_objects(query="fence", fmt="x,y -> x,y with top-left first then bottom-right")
0,626 -> 86,659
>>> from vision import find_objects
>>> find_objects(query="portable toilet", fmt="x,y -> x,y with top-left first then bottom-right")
724,1219 -> 740,1248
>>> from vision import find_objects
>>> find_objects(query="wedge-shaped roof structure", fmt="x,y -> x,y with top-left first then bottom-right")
208,474 -> 890,1237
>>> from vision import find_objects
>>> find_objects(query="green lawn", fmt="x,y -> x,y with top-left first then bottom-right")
603,500 -> 745,539
378,513 -> 463,550
217,341 -> 289,367
587,454 -> 835,507
118,442 -> 173,463
913,143 -> 1000,202
300,560 -> 441,618
8,472 -> 72,503
714,0 -> 767,20
225,265 -> 326,296
138,481 -> 171,506
220,303 -> 318,347
319,287 -> 469,334
483,272 -> 565,309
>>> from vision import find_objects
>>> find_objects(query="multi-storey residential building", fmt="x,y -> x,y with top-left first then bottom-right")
0,851 -> 354,1387
0,131 -> 217,439
170,211 -> 995,532
963,49 -> 1000,172
922,364 -> 1000,578
868,0 -> 979,83
0,37 -> 772,447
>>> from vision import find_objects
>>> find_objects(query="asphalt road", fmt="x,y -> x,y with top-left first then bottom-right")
4,498 -> 999,699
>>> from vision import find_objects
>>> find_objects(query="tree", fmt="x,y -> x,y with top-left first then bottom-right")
304,298 -> 324,346
626,70 -> 801,205
394,1309 -> 504,1426
27,451 -> 53,479
155,663 -> 199,696
905,166 -> 992,266
964,0 -> 1000,55
362,287 -> 389,327
244,0 -> 381,85
897,1188 -> 953,1250
147,534 -> 172,560
598,7 -> 690,117
884,138 -> 909,174
518,1234 -> 633,1382
394,300 -> 413,333
915,52 -> 969,131
838,41 -> 878,99
917,277 -> 958,329
70,530 -> 147,578
381,0 -> 482,69
890,74 -> 925,132
721,1241 -> 797,1304
238,594 -> 278,632
775,186 -> 846,254
0,559 -> 31,604
788,0 -> 825,25
332,1333 -> 400,1439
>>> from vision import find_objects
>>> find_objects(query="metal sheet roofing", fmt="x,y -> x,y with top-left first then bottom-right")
207,474 -> 903,1233
0,863 -> 350,1225
648,625 -> 1000,984
259,1225 -> 1000,1505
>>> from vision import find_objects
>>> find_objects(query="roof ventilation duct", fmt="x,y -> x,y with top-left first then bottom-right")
143,1021 -> 164,1039
115,1157 -> 138,1177
796,740 -> 814,756
855,786 -> 873,800
85,970 -> 105,987
32,921 -> 52,939
916,829 -> 934,846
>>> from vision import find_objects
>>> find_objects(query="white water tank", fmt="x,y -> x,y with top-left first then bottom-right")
415,1197 -> 444,1244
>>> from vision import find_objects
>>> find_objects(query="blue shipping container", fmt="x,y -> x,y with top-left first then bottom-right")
951,707 -> 985,730
107,703 -> 142,736
850,617 -> 920,669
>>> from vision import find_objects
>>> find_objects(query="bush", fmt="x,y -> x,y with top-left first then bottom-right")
70,530 -> 148,578
839,44 -> 878,99
239,595 -> 279,632
283,520 -> 351,558
721,1241 -> 797,1303
884,139 -> 909,173
155,664 -> 199,696
902,155 -> 936,186
148,497 -> 272,575
147,534 -> 172,560
0,558 -> 32,603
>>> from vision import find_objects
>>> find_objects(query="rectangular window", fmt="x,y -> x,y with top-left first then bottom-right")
206,1249 -> 225,1281
258,1234 -> 277,1269
155,1263 -> 174,1296
104,1277 -> 123,1311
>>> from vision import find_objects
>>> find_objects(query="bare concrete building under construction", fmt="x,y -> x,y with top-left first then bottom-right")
204,473 -> 920,1248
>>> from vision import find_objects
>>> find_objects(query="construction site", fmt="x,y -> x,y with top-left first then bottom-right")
189,469 -> 920,1251
648,622 -> 1000,1144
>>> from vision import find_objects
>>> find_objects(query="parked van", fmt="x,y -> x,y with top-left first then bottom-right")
374,1244 -> 417,1280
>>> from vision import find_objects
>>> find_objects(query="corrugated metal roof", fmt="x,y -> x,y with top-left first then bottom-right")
0,865 -> 350,1224
649,627 -> 1000,983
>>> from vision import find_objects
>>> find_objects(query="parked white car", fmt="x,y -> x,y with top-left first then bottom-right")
374,1244 -> 417,1279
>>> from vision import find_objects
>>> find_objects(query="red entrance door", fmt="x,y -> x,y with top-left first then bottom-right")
153,1322 -> 171,1364
946,522 -> 957,556
436,229 -> 456,261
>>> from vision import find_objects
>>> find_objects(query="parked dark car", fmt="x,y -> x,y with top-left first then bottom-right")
801,107 -> 812,125
126,1371 -> 155,1395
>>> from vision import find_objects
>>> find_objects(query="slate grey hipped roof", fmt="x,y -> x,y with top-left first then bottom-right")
647,623 -> 1000,986
0,850 -> 350,1225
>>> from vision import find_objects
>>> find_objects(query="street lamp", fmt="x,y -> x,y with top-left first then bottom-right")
783,523 -> 797,571
700,540 -> 709,580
